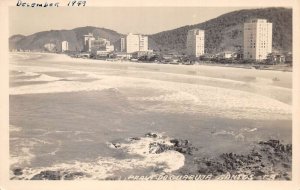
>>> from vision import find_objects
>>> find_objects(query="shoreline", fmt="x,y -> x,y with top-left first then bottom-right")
10,132 -> 292,180
10,52 -> 293,73
9,52 -> 292,180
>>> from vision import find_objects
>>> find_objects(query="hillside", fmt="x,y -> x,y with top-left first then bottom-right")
9,8 -> 292,54
149,8 -> 292,54
9,26 -> 123,52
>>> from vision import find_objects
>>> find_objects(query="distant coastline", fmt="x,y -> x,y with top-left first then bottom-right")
9,52 -> 293,73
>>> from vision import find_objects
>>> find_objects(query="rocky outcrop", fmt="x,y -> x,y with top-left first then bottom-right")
30,170 -> 87,180
185,139 -> 292,180
31,170 -> 62,180
10,133 -> 292,181
63,171 -> 86,180
13,168 -> 23,176
148,138 -> 198,155
170,139 -> 198,155
131,132 -> 199,155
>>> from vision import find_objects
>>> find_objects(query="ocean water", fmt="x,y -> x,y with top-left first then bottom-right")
9,53 -> 292,179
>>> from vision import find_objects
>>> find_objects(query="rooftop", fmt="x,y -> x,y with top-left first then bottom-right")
246,19 -> 270,23
188,29 -> 205,35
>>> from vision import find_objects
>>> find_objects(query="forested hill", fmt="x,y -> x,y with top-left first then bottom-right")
149,8 -> 292,54
10,8 -> 292,54
9,26 -> 123,52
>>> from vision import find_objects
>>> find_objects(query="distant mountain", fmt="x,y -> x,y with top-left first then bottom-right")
9,34 -> 25,49
9,8 -> 292,54
9,26 -> 123,52
9,34 -> 25,42
149,7 -> 292,54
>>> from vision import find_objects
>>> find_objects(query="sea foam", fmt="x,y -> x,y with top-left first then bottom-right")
11,133 -> 185,180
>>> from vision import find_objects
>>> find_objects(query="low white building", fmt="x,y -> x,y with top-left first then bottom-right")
115,52 -> 132,59
44,43 -> 56,52
105,45 -> 115,52
91,37 -> 114,55
219,51 -> 234,59
96,51 -> 110,57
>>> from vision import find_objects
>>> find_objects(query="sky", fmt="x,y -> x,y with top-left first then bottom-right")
9,7 -> 255,36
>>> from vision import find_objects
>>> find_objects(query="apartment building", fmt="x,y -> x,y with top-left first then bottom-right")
243,19 -> 272,60
122,33 -> 148,53
186,29 -> 205,57
61,41 -> 69,52
83,33 -> 95,52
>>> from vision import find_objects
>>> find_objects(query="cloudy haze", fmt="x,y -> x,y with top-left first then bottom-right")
9,7 -> 254,36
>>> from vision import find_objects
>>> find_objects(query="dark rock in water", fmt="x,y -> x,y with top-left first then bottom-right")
13,168 -> 23,176
109,133 -> 291,180
63,172 -> 85,180
114,143 -> 121,148
145,132 -> 158,138
110,142 -> 121,148
170,138 -> 197,155
146,135 -> 198,155
129,137 -> 141,141
31,170 -> 86,180
149,142 -> 171,154
254,170 -> 265,176
31,170 -> 62,180
259,140 -> 280,149
105,176 -> 120,180
282,162 -> 291,169
170,139 -> 179,146
170,139 -> 189,147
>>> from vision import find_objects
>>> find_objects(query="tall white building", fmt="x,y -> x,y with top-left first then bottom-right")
61,41 -> 69,52
243,19 -> 272,60
124,33 -> 148,53
138,35 -> 148,52
186,29 -> 205,57
120,37 -> 126,52
83,33 -> 95,52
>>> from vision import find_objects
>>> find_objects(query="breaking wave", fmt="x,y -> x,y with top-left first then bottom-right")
11,133 -> 185,180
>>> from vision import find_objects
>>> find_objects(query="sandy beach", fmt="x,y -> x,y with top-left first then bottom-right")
9,52 -> 292,180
